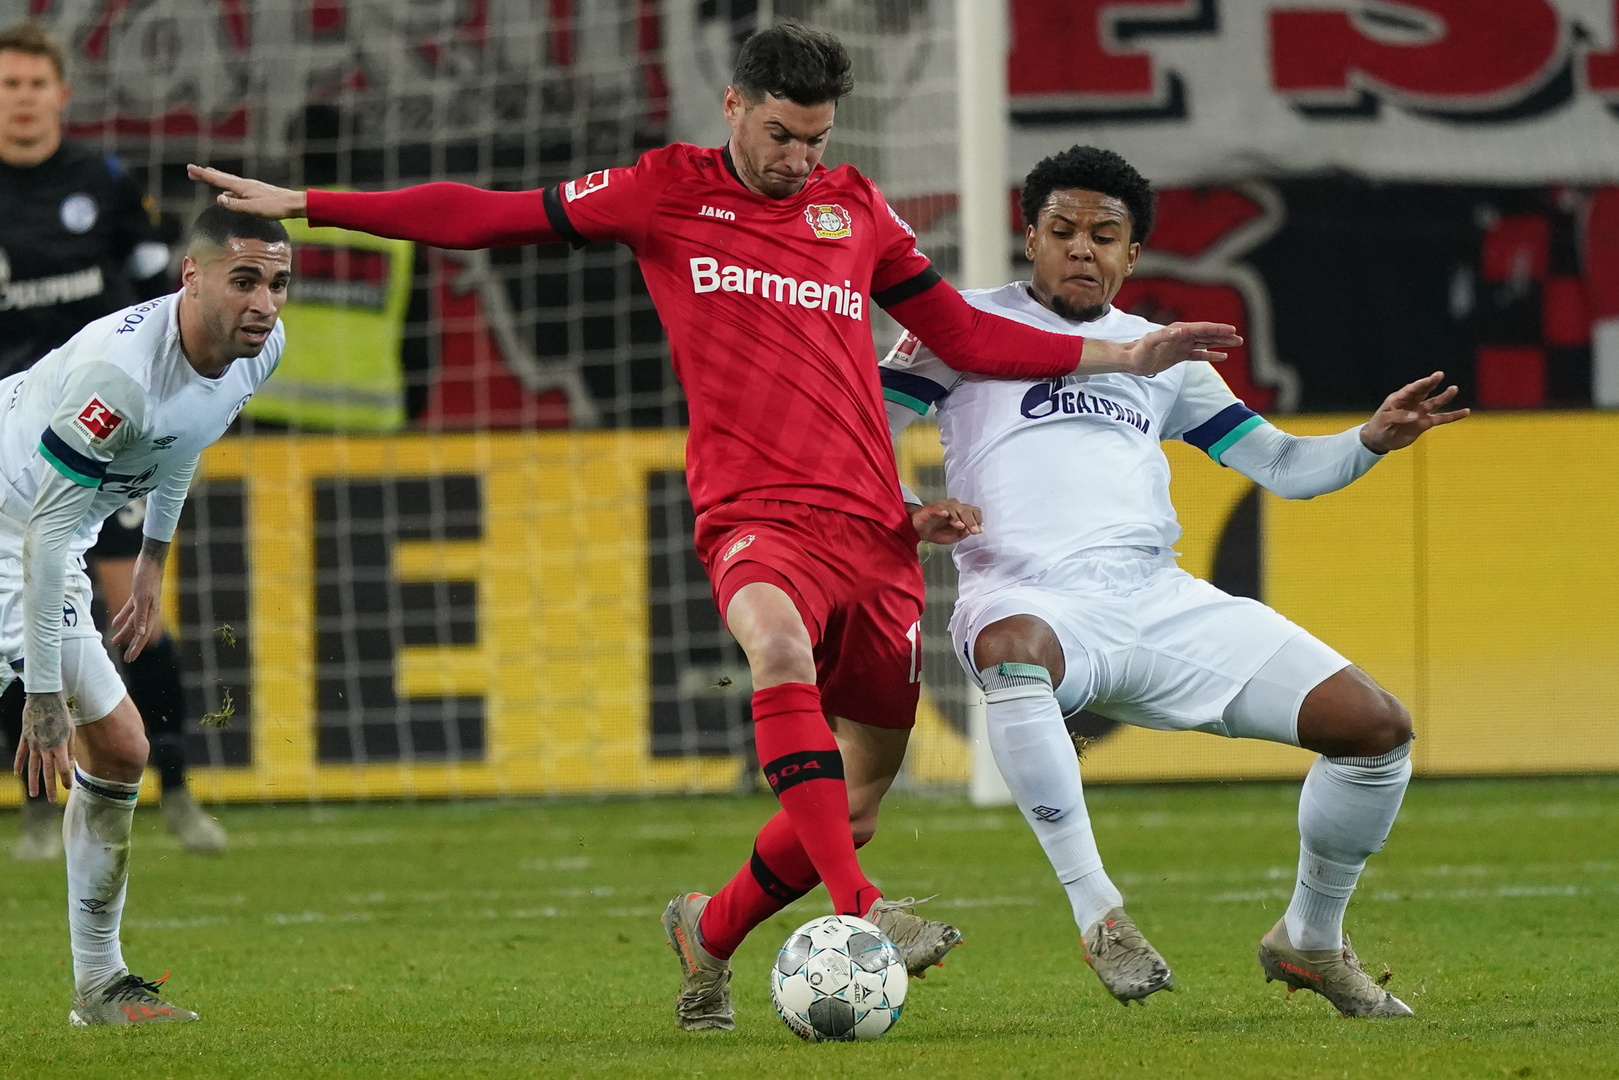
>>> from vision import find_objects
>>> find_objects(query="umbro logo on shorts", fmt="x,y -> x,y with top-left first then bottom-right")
722,534 -> 756,562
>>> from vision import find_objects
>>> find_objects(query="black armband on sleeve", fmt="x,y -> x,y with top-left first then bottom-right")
871,266 -> 943,309
542,186 -> 591,250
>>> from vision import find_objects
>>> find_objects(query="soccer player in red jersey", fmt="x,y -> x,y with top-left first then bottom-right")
188,22 -> 1239,1030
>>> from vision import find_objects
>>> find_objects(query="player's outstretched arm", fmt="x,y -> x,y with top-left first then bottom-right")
187,164 -> 561,249
1091,323 -> 1243,377
883,282 -> 1239,381
1359,371 -> 1469,453
1216,372 -> 1467,501
187,165 -> 308,219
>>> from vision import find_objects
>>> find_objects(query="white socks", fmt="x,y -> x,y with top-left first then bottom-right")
981,664 -> 1123,935
65,768 -> 139,994
1285,741 -> 1412,951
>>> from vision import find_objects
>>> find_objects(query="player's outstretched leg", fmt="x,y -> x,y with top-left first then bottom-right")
1256,664 -> 1414,1018
65,694 -> 197,1026
724,584 -> 878,917
694,722 -> 960,980
974,633 -> 1174,1004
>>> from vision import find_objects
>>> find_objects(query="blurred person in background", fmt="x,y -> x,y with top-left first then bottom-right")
0,20 -> 224,857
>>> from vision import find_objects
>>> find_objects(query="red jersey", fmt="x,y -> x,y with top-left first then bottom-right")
307,144 -> 1090,532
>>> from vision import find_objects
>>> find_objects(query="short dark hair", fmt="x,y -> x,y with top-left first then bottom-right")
732,21 -> 854,106
1020,145 -> 1155,243
189,205 -> 290,249
0,20 -> 66,79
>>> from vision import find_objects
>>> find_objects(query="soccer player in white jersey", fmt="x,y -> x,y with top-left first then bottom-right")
881,146 -> 1467,1019
6,205 -> 289,1025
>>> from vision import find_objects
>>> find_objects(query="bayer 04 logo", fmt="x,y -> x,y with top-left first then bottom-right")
770,914 -> 908,1041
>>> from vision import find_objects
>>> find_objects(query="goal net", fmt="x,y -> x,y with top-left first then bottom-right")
5,0 -> 980,801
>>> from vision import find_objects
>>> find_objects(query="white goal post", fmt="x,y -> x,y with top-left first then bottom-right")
956,0 -> 1015,807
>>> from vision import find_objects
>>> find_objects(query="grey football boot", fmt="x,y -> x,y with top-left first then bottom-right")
867,896 -> 962,977
161,789 -> 227,854
661,892 -> 735,1031
70,971 -> 198,1026
1257,918 -> 1414,1018
1082,908 -> 1176,1004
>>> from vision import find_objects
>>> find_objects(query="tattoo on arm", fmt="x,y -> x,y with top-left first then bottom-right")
140,537 -> 170,568
24,695 -> 71,749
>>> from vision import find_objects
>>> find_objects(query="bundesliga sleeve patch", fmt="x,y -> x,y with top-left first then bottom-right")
71,396 -> 125,444
564,170 -> 610,202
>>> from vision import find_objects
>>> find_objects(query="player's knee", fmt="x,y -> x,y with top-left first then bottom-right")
1364,690 -> 1412,756
1330,685 -> 1410,759
80,709 -> 150,779
972,615 -> 1065,686
746,629 -> 816,685
100,728 -> 149,778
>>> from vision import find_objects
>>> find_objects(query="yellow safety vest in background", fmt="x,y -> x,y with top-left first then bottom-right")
247,212 -> 413,431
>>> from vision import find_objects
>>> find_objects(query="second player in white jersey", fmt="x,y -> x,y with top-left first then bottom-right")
884,145 -> 1467,1022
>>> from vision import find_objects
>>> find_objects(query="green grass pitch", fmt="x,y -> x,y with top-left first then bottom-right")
2,777 -> 1615,1079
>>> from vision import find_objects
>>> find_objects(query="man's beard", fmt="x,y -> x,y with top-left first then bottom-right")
1047,293 -> 1108,324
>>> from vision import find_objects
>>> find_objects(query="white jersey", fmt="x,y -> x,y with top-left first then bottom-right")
880,283 -> 1265,604
0,292 -> 281,559
0,291 -> 281,692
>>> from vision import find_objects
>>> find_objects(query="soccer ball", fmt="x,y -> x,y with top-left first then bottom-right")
769,914 -> 907,1041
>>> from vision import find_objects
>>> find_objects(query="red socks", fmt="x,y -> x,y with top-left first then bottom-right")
698,683 -> 878,957
698,811 -> 817,960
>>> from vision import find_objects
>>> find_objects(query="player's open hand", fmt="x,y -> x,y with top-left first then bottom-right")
1082,322 -> 1243,377
911,498 -> 983,545
187,164 -> 308,220
16,691 -> 74,802
110,549 -> 167,662
1361,372 -> 1469,454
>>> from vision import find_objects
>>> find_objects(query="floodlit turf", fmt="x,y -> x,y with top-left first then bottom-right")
1,777 -> 1615,1080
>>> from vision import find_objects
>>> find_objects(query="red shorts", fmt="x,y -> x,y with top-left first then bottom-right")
694,499 -> 925,729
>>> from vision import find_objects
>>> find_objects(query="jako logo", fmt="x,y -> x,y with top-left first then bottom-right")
1020,382 -> 1151,434
699,205 -> 736,221
689,258 -> 865,321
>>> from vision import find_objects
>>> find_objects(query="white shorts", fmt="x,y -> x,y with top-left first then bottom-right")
951,547 -> 1350,746
0,556 -> 125,725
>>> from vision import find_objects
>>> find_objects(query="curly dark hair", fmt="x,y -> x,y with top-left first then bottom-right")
1019,145 -> 1154,242
732,21 -> 854,106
